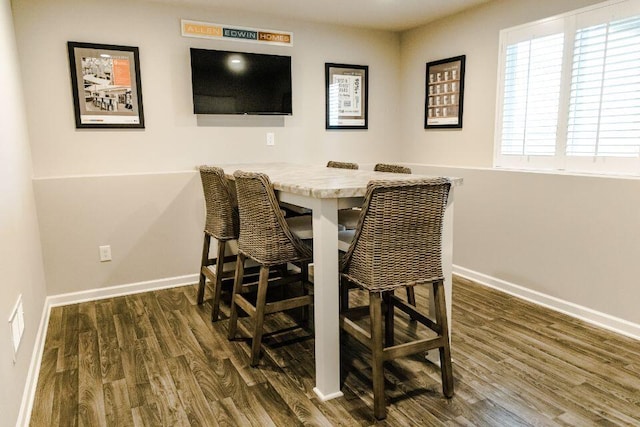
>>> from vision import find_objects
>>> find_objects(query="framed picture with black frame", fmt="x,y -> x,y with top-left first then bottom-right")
67,41 -> 145,129
325,63 -> 368,130
425,55 -> 465,129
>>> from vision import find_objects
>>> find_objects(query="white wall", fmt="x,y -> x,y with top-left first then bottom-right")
0,0 -> 48,424
12,0 -> 401,294
400,0 -> 640,329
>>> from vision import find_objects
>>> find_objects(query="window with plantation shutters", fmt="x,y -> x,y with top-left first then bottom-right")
500,33 -> 564,157
495,0 -> 640,175
567,15 -> 640,158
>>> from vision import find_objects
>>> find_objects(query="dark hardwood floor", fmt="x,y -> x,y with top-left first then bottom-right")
30,275 -> 640,426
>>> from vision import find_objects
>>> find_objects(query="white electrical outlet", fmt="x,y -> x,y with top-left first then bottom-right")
99,245 -> 112,262
266,132 -> 275,146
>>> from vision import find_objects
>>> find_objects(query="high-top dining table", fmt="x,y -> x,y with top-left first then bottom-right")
216,162 -> 462,401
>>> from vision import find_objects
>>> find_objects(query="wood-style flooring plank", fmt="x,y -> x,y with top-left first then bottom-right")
142,294 -> 184,359
131,402 -> 162,427
77,330 -> 106,427
103,378 -> 134,426
29,347 -> 58,427
53,368 -> 79,427
166,355 -> 217,426
29,276 -> 640,426
125,293 -> 156,340
138,336 -> 191,426
57,304 -> 79,372
95,301 -> 124,383
210,397 -> 251,427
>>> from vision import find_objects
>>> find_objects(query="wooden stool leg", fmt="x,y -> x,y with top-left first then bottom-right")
250,266 -> 270,367
301,263 -> 310,324
406,286 -> 417,320
211,240 -> 227,322
197,233 -> 211,305
433,280 -> 454,398
383,291 -> 394,347
370,292 -> 387,420
227,253 -> 246,340
340,280 -> 350,312
406,286 -> 416,306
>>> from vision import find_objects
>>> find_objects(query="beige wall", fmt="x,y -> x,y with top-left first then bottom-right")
0,0 -> 48,423
12,0 -> 401,294
412,165 -> 640,325
33,172 -> 203,294
400,0 -> 640,326
14,0 -> 401,176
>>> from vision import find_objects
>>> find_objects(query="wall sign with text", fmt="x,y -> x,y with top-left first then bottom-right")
325,63 -> 369,130
181,19 -> 293,46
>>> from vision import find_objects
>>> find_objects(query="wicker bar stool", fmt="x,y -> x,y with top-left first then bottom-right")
326,161 -> 363,230
197,166 -> 243,321
374,163 -> 412,174
327,160 -> 359,170
339,178 -> 454,420
228,171 -> 314,367
375,164 -> 417,309
339,163 -> 411,230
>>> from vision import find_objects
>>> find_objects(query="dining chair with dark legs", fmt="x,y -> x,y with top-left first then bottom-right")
339,177 -> 454,420
228,170 -> 314,367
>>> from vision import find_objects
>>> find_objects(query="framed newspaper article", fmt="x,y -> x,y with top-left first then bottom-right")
67,41 -> 145,129
425,55 -> 465,129
325,63 -> 368,130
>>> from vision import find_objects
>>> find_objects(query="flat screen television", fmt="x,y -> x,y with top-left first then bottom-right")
190,48 -> 292,115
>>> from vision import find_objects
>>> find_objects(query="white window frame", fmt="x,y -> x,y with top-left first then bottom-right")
494,0 -> 640,176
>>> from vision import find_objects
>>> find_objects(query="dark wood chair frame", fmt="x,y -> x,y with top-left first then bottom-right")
339,178 -> 454,420
228,171 -> 314,367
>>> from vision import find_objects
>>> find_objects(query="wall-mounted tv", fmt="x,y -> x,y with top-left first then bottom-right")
190,48 -> 292,115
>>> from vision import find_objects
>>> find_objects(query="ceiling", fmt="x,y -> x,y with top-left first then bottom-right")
150,0 -> 492,32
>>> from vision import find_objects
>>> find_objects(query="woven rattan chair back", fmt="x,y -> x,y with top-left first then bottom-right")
341,178 -> 451,292
233,171 -> 312,266
327,160 -> 359,170
374,163 -> 412,174
199,166 -> 239,241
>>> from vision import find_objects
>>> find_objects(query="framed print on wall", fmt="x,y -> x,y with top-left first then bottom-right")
67,41 -> 145,129
325,63 -> 368,130
425,55 -> 465,129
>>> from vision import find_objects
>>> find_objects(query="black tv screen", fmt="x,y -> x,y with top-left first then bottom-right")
190,48 -> 292,115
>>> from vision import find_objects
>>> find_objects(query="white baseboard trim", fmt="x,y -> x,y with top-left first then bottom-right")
15,297 -> 52,427
16,273 -> 199,426
47,274 -> 199,307
453,265 -> 640,341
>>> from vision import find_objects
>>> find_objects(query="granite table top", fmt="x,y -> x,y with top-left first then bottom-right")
214,162 -> 463,199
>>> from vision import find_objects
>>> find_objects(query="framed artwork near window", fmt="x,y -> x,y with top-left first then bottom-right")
425,55 -> 465,129
325,63 -> 368,130
67,41 -> 145,129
